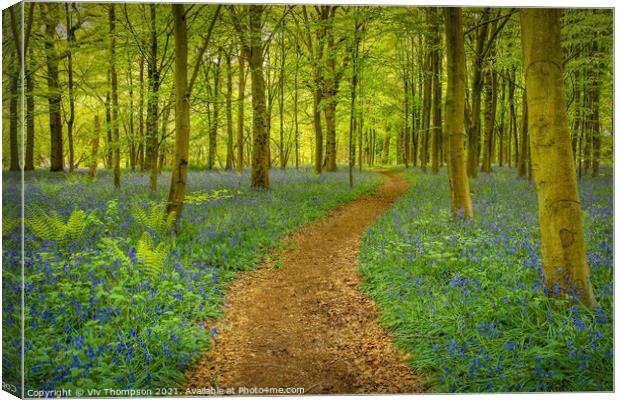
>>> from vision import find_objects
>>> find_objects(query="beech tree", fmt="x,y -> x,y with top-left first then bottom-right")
444,7 -> 473,219
521,8 -> 596,308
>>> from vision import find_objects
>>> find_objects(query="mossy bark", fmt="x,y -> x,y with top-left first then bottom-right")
167,4 -> 191,223
248,5 -> 270,190
443,7 -> 473,219
521,8 -> 597,308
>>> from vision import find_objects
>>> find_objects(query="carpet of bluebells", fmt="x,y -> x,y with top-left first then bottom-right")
2,167 -> 381,395
359,167 -> 613,393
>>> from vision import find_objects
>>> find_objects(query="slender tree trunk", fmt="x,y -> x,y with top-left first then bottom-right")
110,4 -> 120,188
167,4 -> 191,224
147,4 -> 160,192
208,54 -> 221,170
481,70 -> 495,173
294,55 -> 300,170
431,18 -> 442,173
65,4 -> 76,173
444,7 -> 473,219
279,31 -> 286,169
89,115 -> 100,178
127,48 -> 136,170
44,4 -> 64,172
8,6 -> 22,172
248,5 -> 270,189
225,52 -> 234,170
137,57 -> 145,172
517,91 -> 528,177
467,10 -> 490,178
8,63 -> 20,172
104,89 -> 112,168
25,53 -> 35,170
237,47 -> 247,173
521,8 -> 596,308
420,44 -> 432,173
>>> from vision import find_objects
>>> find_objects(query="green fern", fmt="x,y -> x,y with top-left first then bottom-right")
2,214 -> 21,237
99,237 -> 131,265
136,231 -> 168,279
26,208 -> 96,242
130,202 -> 175,234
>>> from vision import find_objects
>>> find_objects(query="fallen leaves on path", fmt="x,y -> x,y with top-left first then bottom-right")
186,171 -> 421,394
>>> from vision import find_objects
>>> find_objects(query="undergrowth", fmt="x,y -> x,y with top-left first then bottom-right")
359,167 -> 613,393
2,167 -> 381,394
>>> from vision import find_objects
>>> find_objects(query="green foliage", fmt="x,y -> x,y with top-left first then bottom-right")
5,168 -> 382,392
136,231 -> 169,279
26,207 -> 97,244
184,189 -> 241,205
130,201 -> 175,235
360,168 -> 613,392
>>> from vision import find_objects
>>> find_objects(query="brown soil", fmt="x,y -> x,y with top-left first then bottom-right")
186,170 -> 421,394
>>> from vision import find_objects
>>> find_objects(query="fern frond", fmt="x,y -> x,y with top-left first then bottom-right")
136,231 -> 168,280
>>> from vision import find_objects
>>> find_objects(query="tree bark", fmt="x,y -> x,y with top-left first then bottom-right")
444,7 -> 473,219
431,8 -> 442,174
44,4 -> 64,172
521,8 -> 596,308
110,4 -> 121,188
517,91 -> 528,177
25,50 -> 35,171
147,4 -> 160,192
248,5 -> 270,189
467,9 -> 490,178
237,47 -> 247,174
225,52 -> 234,171
208,52 -> 221,170
167,4 -> 191,225
89,115 -> 100,178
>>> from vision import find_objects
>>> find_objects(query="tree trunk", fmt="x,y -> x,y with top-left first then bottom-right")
431,8 -> 442,174
147,4 -> 160,192
25,53 -> 35,171
208,54 -> 221,170
167,4 -> 191,224
481,70 -> 495,173
7,6 -> 21,172
110,4 -> 121,188
139,57 -> 145,172
467,10 -> 490,178
444,7 -> 473,219
521,8 -> 597,308
237,47 -> 247,173
279,31 -> 286,169
8,63 -> 20,172
225,52 -> 234,171
89,115 -> 100,178
248,5 -> 270,189
65,4 -> 76,173
44,4 -> 64,172
517,91 -> 528,177
294,55 -> 300,170
420,44 -> 432,173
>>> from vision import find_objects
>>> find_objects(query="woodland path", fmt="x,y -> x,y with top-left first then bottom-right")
186,171 -> 421,394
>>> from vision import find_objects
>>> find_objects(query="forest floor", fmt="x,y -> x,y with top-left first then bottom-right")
186,170 -> 421,394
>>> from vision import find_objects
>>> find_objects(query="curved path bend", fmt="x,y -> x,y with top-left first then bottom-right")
187,171 -> 420,394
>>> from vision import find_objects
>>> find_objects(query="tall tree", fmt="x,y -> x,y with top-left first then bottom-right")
167,4 -> 190,223
236,47 -> 247,174
43,3 -> 64,172
521,8 -> 596,308
110,4 -> 121,188
444,7 -> 473,219
225,51 -> 234,171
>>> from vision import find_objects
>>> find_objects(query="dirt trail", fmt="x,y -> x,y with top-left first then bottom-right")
186,171 -> 421,394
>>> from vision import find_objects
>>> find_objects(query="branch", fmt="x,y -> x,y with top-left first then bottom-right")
464,9 -> 518,36
188,4 -> 222,96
